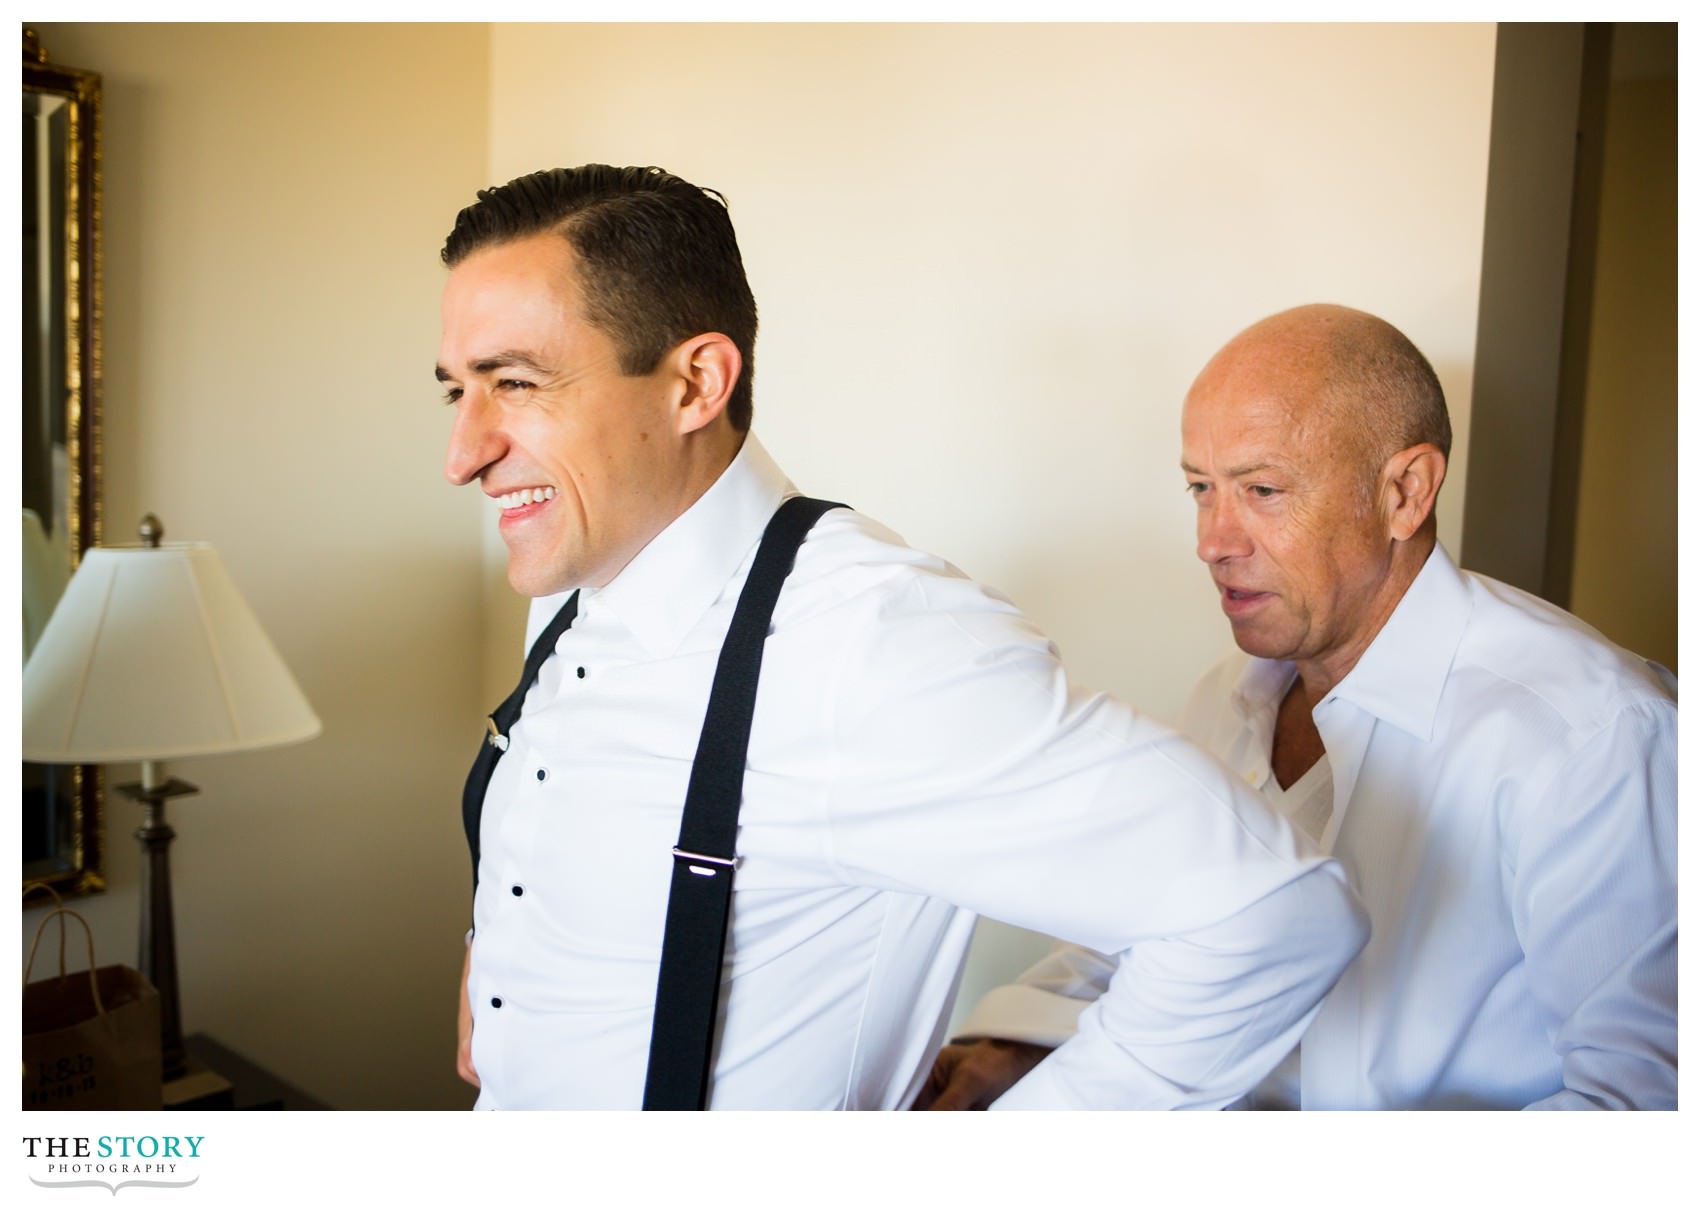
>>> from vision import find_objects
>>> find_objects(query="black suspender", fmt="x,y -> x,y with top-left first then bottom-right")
461,590 -> 580,891
641,495 -> 844,1109
461,495 -> 846,1110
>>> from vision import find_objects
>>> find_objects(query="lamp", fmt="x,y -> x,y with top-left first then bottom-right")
22,514 -> 321,1088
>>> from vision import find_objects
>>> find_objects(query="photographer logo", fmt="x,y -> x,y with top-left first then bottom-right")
22,1135 -> 202,1195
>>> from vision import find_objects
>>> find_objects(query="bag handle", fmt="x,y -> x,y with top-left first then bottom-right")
22,881 -> 68,980
23,907 -> 108,1024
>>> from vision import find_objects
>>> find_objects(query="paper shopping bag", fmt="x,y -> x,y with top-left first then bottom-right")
22,907 -> 163,1110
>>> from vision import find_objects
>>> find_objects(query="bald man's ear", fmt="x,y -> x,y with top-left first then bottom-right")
668,332 -> 742,436
1381,443 -> 1447,542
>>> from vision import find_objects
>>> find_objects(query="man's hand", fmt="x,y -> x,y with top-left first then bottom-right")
911,1039 -> 1052,1110
457,942 -> 479,1088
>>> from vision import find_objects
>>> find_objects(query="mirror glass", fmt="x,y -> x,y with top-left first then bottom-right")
23,29 -> 104,898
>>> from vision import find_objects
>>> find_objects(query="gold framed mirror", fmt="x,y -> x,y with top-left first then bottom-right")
23,28 -> 104,898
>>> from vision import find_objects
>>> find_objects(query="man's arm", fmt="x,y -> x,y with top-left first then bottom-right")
457,940 -> 479,1088
908,877 -> 1360,1111
1514,699 -> 1676,1109
916,650 -> 1266,1110
823,570 -> 1366,1108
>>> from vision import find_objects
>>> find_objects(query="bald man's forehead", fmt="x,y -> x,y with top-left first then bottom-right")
1186,350 -> 1322,433
1183,366 -> 1366,486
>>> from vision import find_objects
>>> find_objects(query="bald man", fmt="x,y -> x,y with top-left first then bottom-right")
918,305 -> 1677,1110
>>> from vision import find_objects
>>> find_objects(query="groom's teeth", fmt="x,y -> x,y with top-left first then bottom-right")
498,486 -> 556,509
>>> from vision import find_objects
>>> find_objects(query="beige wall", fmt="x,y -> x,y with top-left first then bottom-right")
22,22 -> 491,1109
483,22 -> 1497,1018
21,22 -> 1497,1104
484,23 -> 1493,718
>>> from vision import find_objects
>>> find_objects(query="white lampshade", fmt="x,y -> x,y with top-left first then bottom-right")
22,541 -> 321,764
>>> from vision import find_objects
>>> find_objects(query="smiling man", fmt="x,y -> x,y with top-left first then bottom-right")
923,305 -> 1678,1110
436,167 -> 1370,1110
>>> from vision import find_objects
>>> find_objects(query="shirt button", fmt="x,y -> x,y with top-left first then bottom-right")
511,885 -> 524,897
490,997 -> 503,1008
535,768 -> 549,783
576,666 -> 586,679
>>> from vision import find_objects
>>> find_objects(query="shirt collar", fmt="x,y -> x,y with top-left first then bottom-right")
587,432 -> 795,658
1324,543 -> 1470,741
1229,654 -> 1295,750
1228,543 -> 1469,744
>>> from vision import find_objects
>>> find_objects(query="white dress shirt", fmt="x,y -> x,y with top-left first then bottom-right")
1241,756 -> 1334,1110
958,544 -> 1678,1109
467,434 -> 1368,1109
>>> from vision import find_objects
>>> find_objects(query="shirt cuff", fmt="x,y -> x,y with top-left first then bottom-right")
953,984 -> 1088,1048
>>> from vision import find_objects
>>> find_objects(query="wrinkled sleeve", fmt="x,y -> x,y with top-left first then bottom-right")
1513,698 -> 1677,1110
821,574 -> 1367,1108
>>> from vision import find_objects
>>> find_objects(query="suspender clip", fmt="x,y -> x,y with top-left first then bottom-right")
671,847 -> 738,878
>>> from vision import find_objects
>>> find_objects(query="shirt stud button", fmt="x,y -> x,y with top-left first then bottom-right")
491,997 -> 502,1008
576,666 -> 586,679
535,768 -> 548,782
511,885 -> 524,897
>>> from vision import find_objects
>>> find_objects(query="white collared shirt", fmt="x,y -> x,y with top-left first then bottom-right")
959,545 -> 1678,1109
467,435 -> 1368,1109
